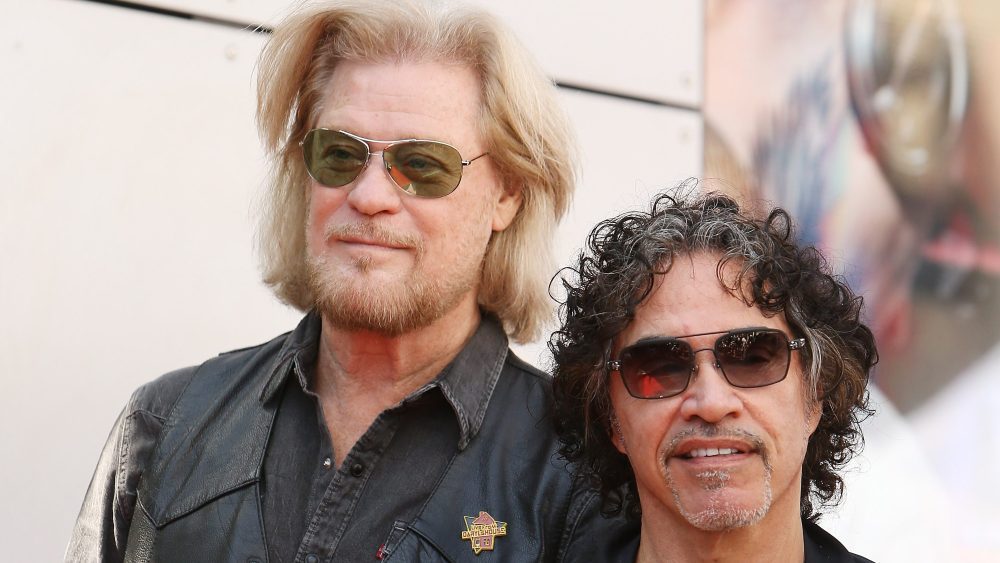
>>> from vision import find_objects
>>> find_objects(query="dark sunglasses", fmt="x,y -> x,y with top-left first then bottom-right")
609,327 -> 806,399
300,128 -> 489,198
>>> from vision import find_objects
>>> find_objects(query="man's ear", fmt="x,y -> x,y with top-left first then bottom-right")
610,411 -> 628,454
805,392 -> 822,436
491,181 -> 523,232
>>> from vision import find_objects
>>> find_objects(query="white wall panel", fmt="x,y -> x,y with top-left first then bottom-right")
1,1 -> 700,560
0,1 -> 299,560
127,0 -> 294,27
469,0 -> 702,107
511,91 -> 702,367
129,0 -> 704,107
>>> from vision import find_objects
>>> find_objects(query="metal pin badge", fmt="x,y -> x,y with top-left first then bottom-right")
460,511 -> 507,555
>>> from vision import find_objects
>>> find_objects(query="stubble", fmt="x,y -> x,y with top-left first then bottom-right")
661,425 -> 773,531
306,221 -> 481,335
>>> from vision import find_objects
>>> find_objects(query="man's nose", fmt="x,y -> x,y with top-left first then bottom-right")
345,152 -> 404,216
677,350 -> 743,423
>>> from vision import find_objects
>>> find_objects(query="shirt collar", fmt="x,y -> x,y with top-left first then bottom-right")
428,313 -> 508,450
259,310 -> 509,450
258,311 -> 322,404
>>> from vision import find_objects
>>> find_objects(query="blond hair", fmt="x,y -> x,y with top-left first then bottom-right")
255,0 -> 575,342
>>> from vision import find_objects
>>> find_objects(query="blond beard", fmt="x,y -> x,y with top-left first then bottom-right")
306,222 -> 481,335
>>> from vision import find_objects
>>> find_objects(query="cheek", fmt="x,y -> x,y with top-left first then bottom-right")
777,397 -> 821,466
306,187 -> 343,243
610,381 -> 674,461
432,198 -> 494,253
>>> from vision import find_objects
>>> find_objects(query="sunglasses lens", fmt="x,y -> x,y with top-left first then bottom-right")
715,330 -> 789,387
619,340 -> 693,399
302,129 -> 368,187
383,141 -> 464,198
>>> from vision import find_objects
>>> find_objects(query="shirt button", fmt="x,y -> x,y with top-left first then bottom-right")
350,463 -> 364,477
322,457 -> 332,470
305,555 -> 319,563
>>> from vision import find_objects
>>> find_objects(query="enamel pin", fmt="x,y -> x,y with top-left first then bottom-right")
461,511 -> 507,555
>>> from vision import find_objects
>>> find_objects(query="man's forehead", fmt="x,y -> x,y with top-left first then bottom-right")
313,60 -> 484,139
322,59 -> 481,99
616,262 -> 791,349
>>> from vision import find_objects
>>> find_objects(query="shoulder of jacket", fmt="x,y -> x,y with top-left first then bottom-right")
489,349 -> 556,422
504,347 -> 553,383
125,329 -> 293,420
126,365 -> 199,421
215,328 -> 292,358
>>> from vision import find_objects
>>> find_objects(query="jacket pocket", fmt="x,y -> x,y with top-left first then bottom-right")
124,484 -> 267,563
381,522 -> 455,563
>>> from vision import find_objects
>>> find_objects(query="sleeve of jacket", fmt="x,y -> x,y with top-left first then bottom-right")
65,367 -> 196,562
65,404 -> 133,562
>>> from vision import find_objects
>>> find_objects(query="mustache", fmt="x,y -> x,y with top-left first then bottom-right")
324,222 -> 422,251
663,423 -> 769,467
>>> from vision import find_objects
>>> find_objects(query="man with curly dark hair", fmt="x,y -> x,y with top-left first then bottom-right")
550,190 -> 877,562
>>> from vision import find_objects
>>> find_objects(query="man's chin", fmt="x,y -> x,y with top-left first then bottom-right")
305,247 -> 483,336
672,490 -> 771,532
664,463 -> 773,532
315,282 -> 442,336
307,261 -> 465,336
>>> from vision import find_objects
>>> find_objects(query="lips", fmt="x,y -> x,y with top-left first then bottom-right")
324,222 -> 421,252
338,235 -> 408,249
663,425 -> 767,465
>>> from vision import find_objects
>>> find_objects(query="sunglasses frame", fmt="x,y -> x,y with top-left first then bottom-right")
608,327 -> 807,400
299,128 -> 489,198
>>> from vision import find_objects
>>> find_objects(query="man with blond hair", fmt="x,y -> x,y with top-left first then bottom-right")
67,1 -> 636,561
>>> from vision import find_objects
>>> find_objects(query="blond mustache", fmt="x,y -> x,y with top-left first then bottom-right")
324,222 -> 423,252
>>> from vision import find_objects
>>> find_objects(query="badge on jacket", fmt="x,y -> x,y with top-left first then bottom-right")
461,511 -> 507,555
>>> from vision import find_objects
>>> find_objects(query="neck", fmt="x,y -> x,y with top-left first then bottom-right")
312,293 -> 483,467
314,292 -> 482,409
635,494 -> 805,563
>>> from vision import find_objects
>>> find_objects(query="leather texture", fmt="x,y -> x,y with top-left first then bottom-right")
66,323 -> 639,562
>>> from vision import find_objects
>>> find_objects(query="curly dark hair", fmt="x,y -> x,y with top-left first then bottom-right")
549,189 -> 877,522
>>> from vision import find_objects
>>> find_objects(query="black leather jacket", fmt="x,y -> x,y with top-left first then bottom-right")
67,318 -> 638,562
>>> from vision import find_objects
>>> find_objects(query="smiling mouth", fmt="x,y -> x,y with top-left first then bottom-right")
664,425 -> 767,466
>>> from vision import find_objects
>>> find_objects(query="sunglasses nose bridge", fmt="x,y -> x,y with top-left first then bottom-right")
687,347 -> 727,390
348,142 -> 402,191
364,146 -> 405,189
689,346 -> 723,372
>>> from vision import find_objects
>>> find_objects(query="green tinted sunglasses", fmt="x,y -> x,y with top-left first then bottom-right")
300,128 -> 489,198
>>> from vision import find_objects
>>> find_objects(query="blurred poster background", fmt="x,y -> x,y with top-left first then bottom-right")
705,0 -> 1000,559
